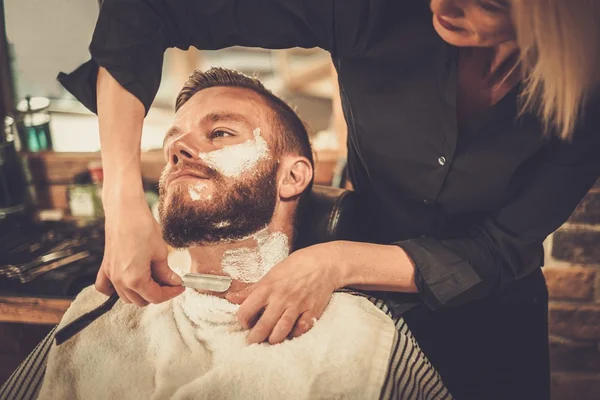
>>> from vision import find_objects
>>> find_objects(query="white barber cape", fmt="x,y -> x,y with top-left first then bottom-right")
37,285 -> 397,400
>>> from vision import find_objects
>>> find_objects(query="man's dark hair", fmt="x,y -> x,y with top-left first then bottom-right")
175,67 -> 314,245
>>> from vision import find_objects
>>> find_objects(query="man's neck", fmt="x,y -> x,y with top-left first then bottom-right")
186,223 -> 293,297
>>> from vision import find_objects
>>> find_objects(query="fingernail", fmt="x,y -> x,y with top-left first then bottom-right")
172,273 -> 182,285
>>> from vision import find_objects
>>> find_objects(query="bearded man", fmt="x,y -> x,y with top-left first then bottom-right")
2,68 -> 452,400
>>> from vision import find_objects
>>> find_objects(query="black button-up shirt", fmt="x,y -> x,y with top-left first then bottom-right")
59,0 -> 600,316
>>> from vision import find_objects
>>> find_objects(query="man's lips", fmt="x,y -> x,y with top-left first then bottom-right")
167,169 -> 210,186
437,15 -> 463,32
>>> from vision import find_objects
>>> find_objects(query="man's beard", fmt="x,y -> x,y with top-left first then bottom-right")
158,160 -> 278,248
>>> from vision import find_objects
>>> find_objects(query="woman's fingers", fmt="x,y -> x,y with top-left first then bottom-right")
245,303 -> 285,344
226,285 -> 255,305
236,289 -> 269,330
113,283 -> 132,304
291,296 -> 329,339
99,204 -> 185,307
269,307 -> 302,344
97,262 -> 184,306
152,258 -> 183,286
290,311 -> 318,339
138,276 -> 185,304
132,260 -> 185,304
95,267 -> 116,297
97,266 -> 132,304
124,288 -> 150,307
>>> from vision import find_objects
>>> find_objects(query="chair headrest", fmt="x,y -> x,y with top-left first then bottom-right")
294,185 -> 368,250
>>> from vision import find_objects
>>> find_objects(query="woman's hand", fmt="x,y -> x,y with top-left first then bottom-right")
94,67 -> 184,307
226,241 -> 418,345
95,193 -> 184,306
226,242 -> 344,345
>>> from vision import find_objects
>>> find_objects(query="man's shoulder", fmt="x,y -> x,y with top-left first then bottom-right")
329,292 -> 394,325
57,286 -> 108,329
58,286 -> 169,334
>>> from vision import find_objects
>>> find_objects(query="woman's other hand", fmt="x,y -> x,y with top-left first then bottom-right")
226,242 -> 344,345
226,240 -> 417,344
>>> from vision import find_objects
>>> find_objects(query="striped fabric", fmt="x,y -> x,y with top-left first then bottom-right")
366,296 -> 453,400
0,298 -> 452,400
0,326 -> 56,400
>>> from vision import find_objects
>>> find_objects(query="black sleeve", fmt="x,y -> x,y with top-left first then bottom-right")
58,0 -> 375,115
395,101 -> 600,310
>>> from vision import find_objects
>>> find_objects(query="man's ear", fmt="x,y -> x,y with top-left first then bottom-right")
279,156 -> 313,200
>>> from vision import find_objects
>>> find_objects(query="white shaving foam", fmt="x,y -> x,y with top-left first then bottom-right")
221,229 -> 289,283
198,128 -> 269,178
188,182 -> 209,201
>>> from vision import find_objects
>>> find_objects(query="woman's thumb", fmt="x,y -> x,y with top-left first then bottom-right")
153,261 -> 183,286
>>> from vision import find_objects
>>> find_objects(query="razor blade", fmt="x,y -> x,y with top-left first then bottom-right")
181,273 -> 232,292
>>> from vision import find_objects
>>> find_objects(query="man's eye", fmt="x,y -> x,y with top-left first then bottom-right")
212,130 -> 233,139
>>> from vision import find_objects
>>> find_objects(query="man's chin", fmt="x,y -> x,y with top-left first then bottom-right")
162,224 -> 264,248
160,207 -> 270,248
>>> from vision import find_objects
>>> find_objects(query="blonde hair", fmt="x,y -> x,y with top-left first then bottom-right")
512,0 -> 600,140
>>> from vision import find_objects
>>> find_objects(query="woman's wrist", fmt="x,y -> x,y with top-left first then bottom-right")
101,170 -> 146,212
324,240 -> 418,293
317,241 -> 362,290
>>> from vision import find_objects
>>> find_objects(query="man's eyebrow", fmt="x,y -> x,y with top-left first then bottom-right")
163,112 -> 253,147
200,111 -> 252,128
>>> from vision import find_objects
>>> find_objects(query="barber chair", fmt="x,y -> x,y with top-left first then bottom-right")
295,185 -> 369,249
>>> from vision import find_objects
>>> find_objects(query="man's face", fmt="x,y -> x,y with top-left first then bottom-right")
158,87 -> 279,248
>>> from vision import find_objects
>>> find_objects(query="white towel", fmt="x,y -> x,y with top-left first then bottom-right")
37,286 -> 397,400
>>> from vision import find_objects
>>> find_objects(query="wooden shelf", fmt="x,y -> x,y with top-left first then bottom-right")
0,295 -> 71,325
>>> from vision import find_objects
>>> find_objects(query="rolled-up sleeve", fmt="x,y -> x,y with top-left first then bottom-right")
58,0 -> 377,115
396,107 -> 600,310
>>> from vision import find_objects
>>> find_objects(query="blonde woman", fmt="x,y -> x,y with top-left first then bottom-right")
55,0 -> 600,398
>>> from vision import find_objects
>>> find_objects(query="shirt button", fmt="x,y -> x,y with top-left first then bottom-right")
423,199 -> 432,205
438,156 -> 447,166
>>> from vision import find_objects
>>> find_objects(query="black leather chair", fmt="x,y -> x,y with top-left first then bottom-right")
294,185 -> 369,250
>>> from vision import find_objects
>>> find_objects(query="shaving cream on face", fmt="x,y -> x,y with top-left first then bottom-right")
198,128 -> 269,178
188,182 -> 210,201
221,229 -> 289,283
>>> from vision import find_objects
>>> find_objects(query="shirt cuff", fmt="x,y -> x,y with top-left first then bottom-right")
57,60 -> 153,116
395,237 -> 482,310
57,60 -> 101,114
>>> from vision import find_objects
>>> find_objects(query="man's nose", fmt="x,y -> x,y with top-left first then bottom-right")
167,134 -> 198,166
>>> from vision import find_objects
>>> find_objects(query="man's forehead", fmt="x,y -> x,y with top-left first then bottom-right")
177,86 -> 268,119
170,86 -> 277,142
